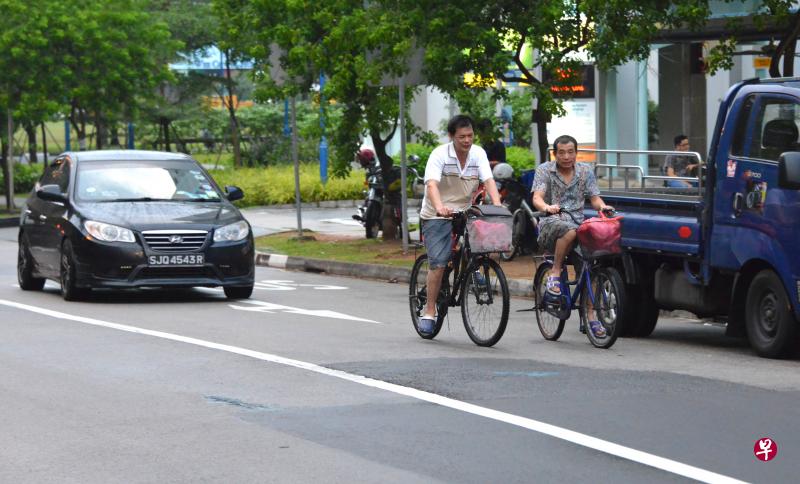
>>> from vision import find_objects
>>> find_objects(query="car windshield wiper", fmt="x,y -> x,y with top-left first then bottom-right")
181,197 -> 221,202
109,197 -> 174,202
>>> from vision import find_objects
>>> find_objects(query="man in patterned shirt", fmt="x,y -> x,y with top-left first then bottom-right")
531,135 -> 613,335
418,114 -> 502,335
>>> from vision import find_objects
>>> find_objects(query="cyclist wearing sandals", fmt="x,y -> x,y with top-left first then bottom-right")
418,114 -> 502,335
531,134 -> 614,338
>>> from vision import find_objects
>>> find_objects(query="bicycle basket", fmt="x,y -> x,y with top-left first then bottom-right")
466,205 -> 513,253
576,212 -> 623,257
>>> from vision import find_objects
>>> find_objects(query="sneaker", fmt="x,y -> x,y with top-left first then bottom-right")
473,270 -> 486,286
588,320 -> 607,338
419,316 -> 436,335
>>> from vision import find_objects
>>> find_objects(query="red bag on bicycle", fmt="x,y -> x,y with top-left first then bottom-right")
576,211 -> 623,257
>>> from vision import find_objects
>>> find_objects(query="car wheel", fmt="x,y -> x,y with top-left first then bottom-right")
17,241 -> 45,291
60,240 -> 90,301
224,285 -> 254,299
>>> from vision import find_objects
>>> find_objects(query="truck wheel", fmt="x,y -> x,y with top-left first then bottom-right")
745,270 -> 798,358
621,283 -> 659,337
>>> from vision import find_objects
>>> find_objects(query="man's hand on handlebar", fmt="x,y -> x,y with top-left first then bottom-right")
544,204 -> 561,215
435,205 -> 454,217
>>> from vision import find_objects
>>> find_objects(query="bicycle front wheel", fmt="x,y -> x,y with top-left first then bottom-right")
409,254 -> 447,339
580,266 -> 626,349
460,257 -> 509,347
533,261 -> 566,341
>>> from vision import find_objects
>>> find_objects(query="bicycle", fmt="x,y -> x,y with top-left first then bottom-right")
531,208 -> 626,349
409,207 -> 511,347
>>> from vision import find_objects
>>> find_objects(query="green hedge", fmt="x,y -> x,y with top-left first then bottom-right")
506,146 -> 536,175
397,143 -> 536,177
208,163 -> 364,207
0,163 -> 45,195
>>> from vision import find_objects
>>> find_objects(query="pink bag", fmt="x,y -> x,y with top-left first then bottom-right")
576,212 -> 623,257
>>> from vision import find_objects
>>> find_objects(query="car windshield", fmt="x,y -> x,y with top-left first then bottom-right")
75,160 -> 222,202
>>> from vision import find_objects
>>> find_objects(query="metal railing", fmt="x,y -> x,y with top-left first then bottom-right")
582,148 -> 703,195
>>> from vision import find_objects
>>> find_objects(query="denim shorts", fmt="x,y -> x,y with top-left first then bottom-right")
422,219 -> 453,269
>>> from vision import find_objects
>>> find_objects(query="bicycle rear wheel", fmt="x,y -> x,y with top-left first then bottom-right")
533,261 -> 566,341
409,254 -> 448,339
580,266 -> 626,349
460,257 -> 509,347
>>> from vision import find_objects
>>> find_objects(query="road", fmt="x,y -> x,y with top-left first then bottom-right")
0,225 -> 798,483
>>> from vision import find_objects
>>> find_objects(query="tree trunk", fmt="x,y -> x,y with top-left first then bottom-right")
41,122 -> 48,166
533,106 -> 550,163
224,50 -> 242,168
4,111 -> 15,210
161,118 -> 171,152
95,111 -> 104,150
25,123 -> 37,164
784,38 -> 797,77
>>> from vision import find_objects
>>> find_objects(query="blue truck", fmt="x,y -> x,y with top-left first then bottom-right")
589,77 -> 800,358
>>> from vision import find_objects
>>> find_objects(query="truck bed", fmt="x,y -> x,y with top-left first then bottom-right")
593,191 -> 702,256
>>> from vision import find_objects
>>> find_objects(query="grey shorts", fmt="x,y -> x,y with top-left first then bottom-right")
537,220 -> 578,254
422,219 -> 453,269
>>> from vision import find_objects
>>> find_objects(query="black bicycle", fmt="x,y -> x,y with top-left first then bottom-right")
409,207 -> 511,347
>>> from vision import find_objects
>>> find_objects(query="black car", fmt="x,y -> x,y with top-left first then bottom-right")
17,150 -> 255,300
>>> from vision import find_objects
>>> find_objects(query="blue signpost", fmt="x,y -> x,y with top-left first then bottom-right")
319,73 -> 328,185
64,119 -> 71,151
127,123 -> 135,149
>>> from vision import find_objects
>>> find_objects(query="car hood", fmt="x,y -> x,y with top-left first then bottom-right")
76,201 -> 244,230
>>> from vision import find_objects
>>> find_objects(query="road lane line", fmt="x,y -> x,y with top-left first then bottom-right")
0,298 -> 745,484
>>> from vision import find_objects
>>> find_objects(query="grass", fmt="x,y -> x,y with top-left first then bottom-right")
254,231 -> 420,268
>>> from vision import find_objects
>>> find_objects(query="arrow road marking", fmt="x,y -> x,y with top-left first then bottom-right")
229,299 -> 382,324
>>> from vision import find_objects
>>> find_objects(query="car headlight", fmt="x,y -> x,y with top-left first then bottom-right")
84,220 -> 136,243
214,220 -> 249,242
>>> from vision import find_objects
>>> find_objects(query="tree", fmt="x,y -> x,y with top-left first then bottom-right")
0,1 -> 65,209
62,0 -> 176,150
401,0 -> 710,162
702,1 -> 799,77
214,0 -> 420,179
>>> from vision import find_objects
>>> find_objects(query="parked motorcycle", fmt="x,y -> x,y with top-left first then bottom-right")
352,149 -> 422,239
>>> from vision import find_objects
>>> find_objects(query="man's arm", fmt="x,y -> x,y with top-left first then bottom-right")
483,178 -> 502,206
589,195 -> 612,212
533,191 -> 560,214
425,180 -> 452,217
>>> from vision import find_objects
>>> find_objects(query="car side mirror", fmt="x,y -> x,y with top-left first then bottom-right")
36,184 -> 68,203
225,185 -> 244,202
778,152 -> 800,189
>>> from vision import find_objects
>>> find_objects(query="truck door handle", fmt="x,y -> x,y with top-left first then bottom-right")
733,193 -> 744,216
38,214 -> 47,221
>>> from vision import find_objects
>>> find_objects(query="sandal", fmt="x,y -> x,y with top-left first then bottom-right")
545,275 -> 561,295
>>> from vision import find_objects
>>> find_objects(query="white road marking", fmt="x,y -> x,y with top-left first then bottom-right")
230,299 -> 381,324
0,300 -> 745,483
320,218 -> 362,226
255,280 -> 348,291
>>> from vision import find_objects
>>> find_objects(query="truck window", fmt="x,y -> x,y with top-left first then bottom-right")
730,95 -> 755,157
750,98 -> 800,162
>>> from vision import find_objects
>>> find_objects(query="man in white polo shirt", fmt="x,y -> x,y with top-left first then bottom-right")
418,114 -> 502,335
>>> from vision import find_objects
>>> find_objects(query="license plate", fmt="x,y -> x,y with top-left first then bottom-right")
148,254 -> 205,266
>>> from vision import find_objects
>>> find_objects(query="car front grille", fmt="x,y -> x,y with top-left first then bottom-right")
138,266 -> 215,279
142,230 -> 208,252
